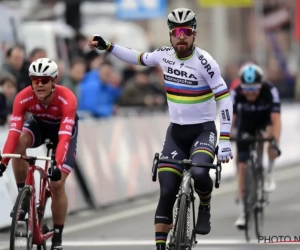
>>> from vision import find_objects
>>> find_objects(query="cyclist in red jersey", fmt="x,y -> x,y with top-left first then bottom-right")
0,58 -> 78,250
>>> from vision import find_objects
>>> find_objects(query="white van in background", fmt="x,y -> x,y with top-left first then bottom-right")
19,21 -> 76,68
0,4 -> 21,66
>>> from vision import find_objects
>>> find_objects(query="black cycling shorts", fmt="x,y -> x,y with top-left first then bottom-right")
237,119 -> 272,162
160,121 -> 217,163
22,116 -> 78,174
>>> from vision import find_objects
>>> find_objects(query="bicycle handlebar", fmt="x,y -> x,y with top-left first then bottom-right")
0,154 -> 51,162
230,136 -> 281,156
0,151 -> 60,181
230,136 -> 274,143
151,153 -> 222,188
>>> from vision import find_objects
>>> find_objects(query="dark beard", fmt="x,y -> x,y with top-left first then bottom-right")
173,43 -> 195,58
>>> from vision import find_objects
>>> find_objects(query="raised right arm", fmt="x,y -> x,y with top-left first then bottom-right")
91,35 -> 161,67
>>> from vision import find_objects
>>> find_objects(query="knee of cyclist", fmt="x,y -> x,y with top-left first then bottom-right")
160,186 -> 177,201
238,162 -> 246,172
15,133 -> 32,154
193,170 -> 210,183
50,182 -> 65,195
15,140 -> 29,154
194,181 -> 213,195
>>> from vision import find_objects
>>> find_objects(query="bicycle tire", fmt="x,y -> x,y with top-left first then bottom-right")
244,160 -> 257,242
175,194 -> 189,250
254,165 -> 265,239
36,241 -> 46,250
39,188 -> 53,233
167,198 -> 180,250
10,186 -> 33,250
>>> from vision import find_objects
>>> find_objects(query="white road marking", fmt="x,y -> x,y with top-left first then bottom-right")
1,239 -> 300,248
62,166 -> 300,234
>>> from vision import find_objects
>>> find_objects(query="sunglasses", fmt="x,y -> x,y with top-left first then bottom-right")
171,27 -> 194,38
31,76 -> 53,85
240,83 -> 262,92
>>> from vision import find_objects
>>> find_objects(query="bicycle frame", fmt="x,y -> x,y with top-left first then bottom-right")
0,141 -> 56,246
25,146 -> 53,245
152,153 -> 222,249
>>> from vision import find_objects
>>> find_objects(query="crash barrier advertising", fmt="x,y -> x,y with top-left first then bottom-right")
75,103 -> 300,209
0,103 -> 299,229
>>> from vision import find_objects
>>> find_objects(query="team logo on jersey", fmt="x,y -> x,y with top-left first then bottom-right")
209,132 -> 215,146
19,96 -> 33,104
211,83 -> 223,91
167,67 -> 197,79
198,54 -> 215,78
156,46 -> 173,52
162,58 -> 175,65
11,115 -> 22,121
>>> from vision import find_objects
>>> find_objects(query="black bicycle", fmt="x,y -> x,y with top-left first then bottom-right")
151,152 -> 222,250
231,133 -> 280,242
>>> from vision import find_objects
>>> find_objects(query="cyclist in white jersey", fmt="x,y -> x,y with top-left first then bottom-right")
88,8 -> 233,250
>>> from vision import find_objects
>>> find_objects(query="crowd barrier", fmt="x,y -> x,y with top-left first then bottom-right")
0,102 -> 299,229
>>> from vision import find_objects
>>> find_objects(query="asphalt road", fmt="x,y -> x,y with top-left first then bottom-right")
0,165 -> 299,250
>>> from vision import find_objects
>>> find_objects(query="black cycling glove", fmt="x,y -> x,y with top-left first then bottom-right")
0,163 -> 7,177
48,167 -> 61,182
93,35 -> 108,50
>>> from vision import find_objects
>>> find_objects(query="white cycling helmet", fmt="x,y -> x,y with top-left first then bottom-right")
167,8 -> 197,30
29,58 -> 58,78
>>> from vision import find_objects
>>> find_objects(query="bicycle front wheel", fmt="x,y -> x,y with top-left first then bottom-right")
175,194 -> 189,250
10,186 -> 33,250
244,160 -> 257,242
254,165 -> 265,239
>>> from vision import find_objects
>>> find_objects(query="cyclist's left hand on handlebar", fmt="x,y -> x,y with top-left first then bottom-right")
0,162 -> 7,177
49,167 -> 62,182
270,140 -> 281,157
217,141 -> 233,163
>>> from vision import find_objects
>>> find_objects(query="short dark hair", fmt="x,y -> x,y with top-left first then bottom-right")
5,45 -> 24,58
70,57 -> 86,68
75,32 -> 86,42
99,60 -> 113,68
29,47 -> 46,58
0,75 -> 16,87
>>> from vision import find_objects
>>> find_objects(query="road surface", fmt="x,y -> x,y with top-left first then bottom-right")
0,165 -> 299,250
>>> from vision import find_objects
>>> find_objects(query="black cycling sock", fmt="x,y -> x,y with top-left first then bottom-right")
17,182 -> 25,192
200,196 -> 211,211
156,232 -> 168,250
52,224 -> 64,243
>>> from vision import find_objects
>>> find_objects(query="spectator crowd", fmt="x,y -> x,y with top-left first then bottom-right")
0,33 -> 168,126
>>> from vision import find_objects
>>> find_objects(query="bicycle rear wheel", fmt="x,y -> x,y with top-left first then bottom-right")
244,160 -> 257,242
254,165 -> 265,239
10,186 -> 33,250
175,194 -> 190,250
